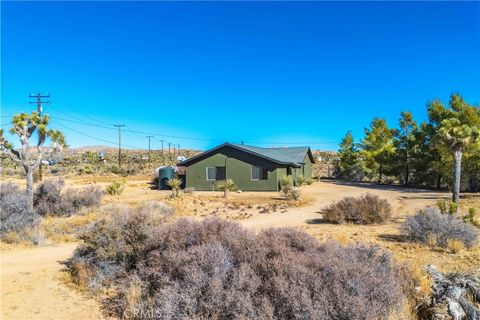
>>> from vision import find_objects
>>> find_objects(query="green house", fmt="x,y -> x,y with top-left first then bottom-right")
177,142 -> 315,191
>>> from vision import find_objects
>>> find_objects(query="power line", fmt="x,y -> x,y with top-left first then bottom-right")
52,121 -> 143,150
5,100 -> 339,146
50,94 -> 113,126
52,116 -> 337,145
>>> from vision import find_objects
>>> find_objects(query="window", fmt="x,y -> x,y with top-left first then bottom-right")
206,167 -> 216,181
206,166 -> 226,181
251,166 -> 268,180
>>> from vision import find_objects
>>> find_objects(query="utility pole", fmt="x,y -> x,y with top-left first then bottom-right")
160,140 -> 165,155
146,136 -> 153,162
178,144 -> 181,155
29,93 -> 50,181
114,124 -> 126,167
168,142 -> 171,154
29,93 -> 50,114
159,139 -> 165,165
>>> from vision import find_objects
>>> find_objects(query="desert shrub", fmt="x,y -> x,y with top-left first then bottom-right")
66,217 -> 410,319
401,208 -> 479,249
280,175 -> 293,191
78,165 -> 94,175
106,165 -> 126,175
106,180 -> 125,196
49,166 -> 62,175
463,207 -> 479,226
295,175 -> 306,186
65,202 -> 173,290
215,178 -> 236,198
0,183 -> 40,241
437,199 -> 457,214
138,201 -> 174,218
34,179 -> 65,216
321,193 -> 392,224
63,186 -> 102,209
285,187 -> 301,200
166,177 -> 182,198
34,180 -> 103,216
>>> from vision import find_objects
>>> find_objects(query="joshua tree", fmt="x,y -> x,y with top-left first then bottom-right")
0,112 -> 66,210
166,177 -> 182,198
215,179 -> 236,198
432,95 -> 480,203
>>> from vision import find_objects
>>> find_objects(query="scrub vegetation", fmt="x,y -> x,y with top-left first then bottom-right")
321,194 -> 392,224
401,207 -> 479,249
65,212 -> 412,320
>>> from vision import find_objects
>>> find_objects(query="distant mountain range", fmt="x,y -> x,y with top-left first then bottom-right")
67,145 -> 146,152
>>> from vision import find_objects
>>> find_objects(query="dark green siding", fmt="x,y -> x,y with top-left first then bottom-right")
185,146 -> 283,191
303,154 -> 313,179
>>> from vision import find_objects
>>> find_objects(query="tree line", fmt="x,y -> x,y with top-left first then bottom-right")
335,93 -> 480,201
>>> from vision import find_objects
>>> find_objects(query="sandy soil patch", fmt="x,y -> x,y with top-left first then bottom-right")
1,243 -> 106,320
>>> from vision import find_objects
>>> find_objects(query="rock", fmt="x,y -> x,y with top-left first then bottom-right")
423,265 -> 480,320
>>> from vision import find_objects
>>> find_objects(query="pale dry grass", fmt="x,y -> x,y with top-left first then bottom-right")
40,210 -> 100,243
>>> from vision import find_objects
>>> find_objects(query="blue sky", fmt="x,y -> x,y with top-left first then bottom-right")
1,1 -> 479,151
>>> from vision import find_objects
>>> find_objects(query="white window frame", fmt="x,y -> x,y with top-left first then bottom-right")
206,167 -> 216,181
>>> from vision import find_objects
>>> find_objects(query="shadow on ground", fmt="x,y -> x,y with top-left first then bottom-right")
378,233 -> 408,243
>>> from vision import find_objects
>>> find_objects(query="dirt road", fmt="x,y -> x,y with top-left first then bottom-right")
1,243 -> 105,320
241,180 -> 446,229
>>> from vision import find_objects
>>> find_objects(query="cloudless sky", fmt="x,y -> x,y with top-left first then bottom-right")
1,1 -> 479,151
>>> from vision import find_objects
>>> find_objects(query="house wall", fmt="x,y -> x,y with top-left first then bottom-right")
289,154 -> 313,185
184,146 -> 282,191
303,154 -> 313,179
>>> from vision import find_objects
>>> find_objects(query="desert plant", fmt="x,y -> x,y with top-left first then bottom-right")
106,180 -> 125,196
285,187 -> 301,200
448,201 -> 457,214
295,175 -> 306,186
321,193 -> 392,224
0,112 -> 66,210
34,180 -> 102,216
63,186 -> 102,210
34,179 -> 65,216
437,199 -> 447,214
66,218 -> 410,320
166,177 -> 182,198
279,175 -> 293,191
446,239 -> 465,254
138,201 -> 174,218
463,207 -> 479,226
65,202 -> 173,290
401,208 -> 479,249
437,199 -> 458,215
0,183 -> 40,242
215,179 -> 236,198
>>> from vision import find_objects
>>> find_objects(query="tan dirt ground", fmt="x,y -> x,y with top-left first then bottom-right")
0,243 -> 106,320
1,179 -> 479,319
